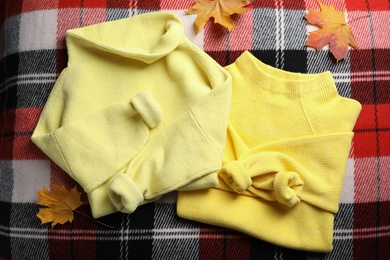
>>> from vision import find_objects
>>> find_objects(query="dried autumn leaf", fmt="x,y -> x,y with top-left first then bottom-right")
186,0 -> 253,33
305,1 -> 359,61
36,185 -> 83,228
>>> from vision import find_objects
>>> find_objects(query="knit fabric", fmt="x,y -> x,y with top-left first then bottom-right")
177,51 -> 362,252
31,12 -> 232,218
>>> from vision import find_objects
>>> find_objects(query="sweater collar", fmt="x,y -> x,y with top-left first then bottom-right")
227,51 -> 336,99
66,12 -> 184,64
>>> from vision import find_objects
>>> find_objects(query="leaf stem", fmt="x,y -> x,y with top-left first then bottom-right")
73,209 -> 115,229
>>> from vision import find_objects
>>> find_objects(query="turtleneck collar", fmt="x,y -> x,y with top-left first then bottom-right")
66,12 -> 184,64
228,51 -> 337,99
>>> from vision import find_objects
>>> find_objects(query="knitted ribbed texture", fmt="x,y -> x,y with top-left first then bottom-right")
177,51 -> 362,252
32,12 -> 232,218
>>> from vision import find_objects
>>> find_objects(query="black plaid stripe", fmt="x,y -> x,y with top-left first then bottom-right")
252,50 -> 308,73
16,51 -> 56,109
153,202 -> 200,260
0,50 -> 55,113
0,161 -> 13,202
95,205 -> 155,259
0,202 -> 12,259
96,214 -> 123,259
0,55 -> 19,113
127,204 -> 154,259
18,50 -> 57,75
72,204 -> 155,259
9,203 -> 49,259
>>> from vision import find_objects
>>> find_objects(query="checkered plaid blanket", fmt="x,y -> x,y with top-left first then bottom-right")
1,0 -> 389,259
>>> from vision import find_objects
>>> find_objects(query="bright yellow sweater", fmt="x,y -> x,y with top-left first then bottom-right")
177,51 -> 362,252
32,12 -> 232,218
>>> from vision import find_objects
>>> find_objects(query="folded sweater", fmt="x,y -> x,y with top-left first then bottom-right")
177,51 -> 362,252
32,12 -> 232,218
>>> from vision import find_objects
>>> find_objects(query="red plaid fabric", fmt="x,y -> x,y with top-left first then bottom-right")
1,0 -> 389,259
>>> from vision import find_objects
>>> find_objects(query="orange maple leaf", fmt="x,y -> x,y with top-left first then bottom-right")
186,0 -> 253,33
36,185 -> 83,228
305,1 -> 359,62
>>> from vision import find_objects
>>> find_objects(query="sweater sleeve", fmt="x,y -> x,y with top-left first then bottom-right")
218,132 -> 355,213
31,69 -> 72,173
32,89 -> 163,194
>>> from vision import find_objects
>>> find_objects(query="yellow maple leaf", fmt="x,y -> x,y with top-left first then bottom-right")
186,0 -> 253,33
36,185 -> 83,228
305,1 -> 359,62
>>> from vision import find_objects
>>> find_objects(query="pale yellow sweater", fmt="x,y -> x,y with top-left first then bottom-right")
32,12 -> 232,218
177,51 -> 362,252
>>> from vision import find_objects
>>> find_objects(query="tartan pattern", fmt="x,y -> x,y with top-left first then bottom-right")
0,0 -> 389,259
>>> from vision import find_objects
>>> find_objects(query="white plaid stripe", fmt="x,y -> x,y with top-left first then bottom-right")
339,158 -> 356,204
19,10 -> 58,53
12,160 -> 50,203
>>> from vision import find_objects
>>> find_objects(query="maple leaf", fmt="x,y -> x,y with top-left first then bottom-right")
305,1 -> 359,62
36,185 -> 83,228
186,0 -> 253,33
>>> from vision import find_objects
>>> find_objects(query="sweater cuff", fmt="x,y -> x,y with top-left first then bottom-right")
109,173 -> 144,214
131,91 -> 163,128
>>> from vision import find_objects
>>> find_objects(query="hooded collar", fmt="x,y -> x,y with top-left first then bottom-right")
66,12 -> 184,64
